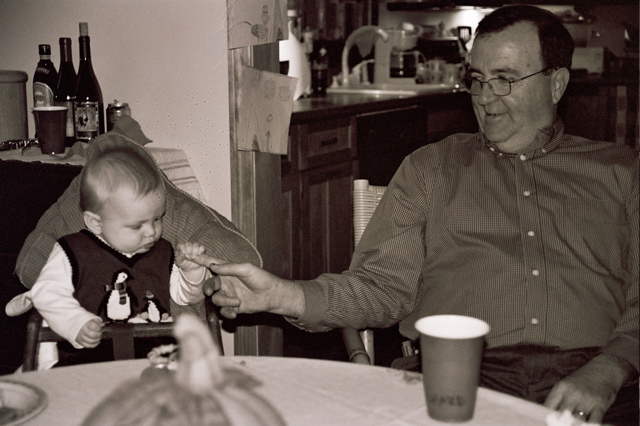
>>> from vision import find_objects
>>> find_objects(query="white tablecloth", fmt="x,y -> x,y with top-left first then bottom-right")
0,145 -> 205,202
2,357 -> 556,425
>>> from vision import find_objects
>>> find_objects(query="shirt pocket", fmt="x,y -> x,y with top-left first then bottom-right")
562,198 -> 628,271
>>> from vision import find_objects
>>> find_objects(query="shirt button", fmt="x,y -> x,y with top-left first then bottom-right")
523,190 -> 531,197
532,269 -> 540,276
541,149 -> 547,153
531,318 -> 539,325
519,154 -> 527,161
527,231 -> 535,237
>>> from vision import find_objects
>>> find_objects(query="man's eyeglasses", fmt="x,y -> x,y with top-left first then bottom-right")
463,68 -> 552,96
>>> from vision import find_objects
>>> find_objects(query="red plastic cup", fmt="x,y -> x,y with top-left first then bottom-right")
33,106 -> 67,154
416,315 -> 490,422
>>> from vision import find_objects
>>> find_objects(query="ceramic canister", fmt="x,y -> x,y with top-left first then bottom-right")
0,70 -> 29,141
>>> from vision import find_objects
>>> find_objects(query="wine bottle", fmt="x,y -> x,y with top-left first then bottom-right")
311,46 -> 329,95
55,37 -> 77,146
33,44 -> 58,107
74,22 -> 104,142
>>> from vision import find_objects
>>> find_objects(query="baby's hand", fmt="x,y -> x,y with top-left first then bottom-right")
175,242 -> 206,272
76,318 -> 103,348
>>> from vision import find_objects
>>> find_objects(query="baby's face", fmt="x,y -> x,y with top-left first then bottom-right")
98,186 -> 166,255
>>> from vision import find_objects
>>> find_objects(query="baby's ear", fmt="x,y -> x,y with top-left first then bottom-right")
83,210 -> 102,234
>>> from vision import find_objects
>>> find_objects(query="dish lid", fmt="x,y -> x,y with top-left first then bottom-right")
0,71 -> 28,84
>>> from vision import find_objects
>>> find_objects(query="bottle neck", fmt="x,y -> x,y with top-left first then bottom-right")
79,36 -> 92,62
60,44 -> 73,63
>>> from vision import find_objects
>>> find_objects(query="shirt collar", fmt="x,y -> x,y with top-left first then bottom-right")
481,118 -> 565,158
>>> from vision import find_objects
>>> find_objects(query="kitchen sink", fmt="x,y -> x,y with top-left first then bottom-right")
327,82 -> 463,97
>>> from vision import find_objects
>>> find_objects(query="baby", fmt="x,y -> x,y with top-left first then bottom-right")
6,145 -> 210,355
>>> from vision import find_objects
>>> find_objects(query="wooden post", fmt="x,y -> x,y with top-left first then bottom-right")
228,43 -> 285,356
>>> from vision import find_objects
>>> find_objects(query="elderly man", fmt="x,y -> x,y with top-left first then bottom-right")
204,6 -> 638,425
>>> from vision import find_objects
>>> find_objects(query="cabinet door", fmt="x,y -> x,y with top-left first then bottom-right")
357,106 -> 428,186
300,162 -> 355,279
426,92 -> 477,143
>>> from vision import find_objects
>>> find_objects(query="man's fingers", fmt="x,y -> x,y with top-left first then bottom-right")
543,386 -> 564,411
193,253 -> 226,269
219,306 -> 239,319
210,292 -> 241,308
586,407 -> 604,424
203,277 -> 219,296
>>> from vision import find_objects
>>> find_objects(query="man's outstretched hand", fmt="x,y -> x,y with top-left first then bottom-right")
196,256 -> 305,320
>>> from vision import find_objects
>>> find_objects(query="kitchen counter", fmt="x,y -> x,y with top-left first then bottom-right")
291,86 -> 469,123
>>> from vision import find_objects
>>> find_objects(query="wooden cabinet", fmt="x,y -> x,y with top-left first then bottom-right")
559,79 -> 639,148
357,92 -> 477,186
281,115 -> 357,362
425,92 -> 478,143
357,105 -> 428,186
282,116 -> 357,281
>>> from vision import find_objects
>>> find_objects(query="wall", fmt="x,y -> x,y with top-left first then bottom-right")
0,0 -> 231,218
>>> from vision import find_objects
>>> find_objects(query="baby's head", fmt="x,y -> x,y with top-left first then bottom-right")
80,147 -> 166,255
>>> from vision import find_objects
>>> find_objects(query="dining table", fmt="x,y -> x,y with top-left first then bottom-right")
0,355 -> 562,425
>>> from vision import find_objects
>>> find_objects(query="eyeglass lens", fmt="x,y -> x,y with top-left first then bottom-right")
465,78 -> 511,96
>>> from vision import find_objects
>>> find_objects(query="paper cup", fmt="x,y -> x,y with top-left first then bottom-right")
415,315 -> 490,423
33,106 -> 67,154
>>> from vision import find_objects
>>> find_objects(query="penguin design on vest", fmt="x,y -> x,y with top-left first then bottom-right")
104,271 -> 133,321
134,290 -> 172,323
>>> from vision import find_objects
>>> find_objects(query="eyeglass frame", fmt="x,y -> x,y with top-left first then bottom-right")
463,67 -> 554,96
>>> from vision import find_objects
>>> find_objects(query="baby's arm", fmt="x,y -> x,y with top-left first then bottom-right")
29,243 -> 102,348
172,242 -> 211,305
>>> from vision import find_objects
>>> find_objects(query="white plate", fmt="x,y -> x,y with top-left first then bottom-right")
0,380 -> 47,425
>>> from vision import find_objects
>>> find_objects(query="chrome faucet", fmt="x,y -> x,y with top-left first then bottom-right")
341,26 -> 389,87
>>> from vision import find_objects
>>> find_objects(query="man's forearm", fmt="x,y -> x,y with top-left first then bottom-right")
270,278 -> 305,318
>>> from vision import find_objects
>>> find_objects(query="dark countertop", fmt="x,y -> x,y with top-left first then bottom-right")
291,88 -> 470,124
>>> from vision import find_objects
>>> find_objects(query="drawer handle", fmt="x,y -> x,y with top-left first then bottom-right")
320,137 -> 338,147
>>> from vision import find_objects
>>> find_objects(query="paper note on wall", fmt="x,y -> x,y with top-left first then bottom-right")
237,66 -> 297,154
228,0 -> 287,49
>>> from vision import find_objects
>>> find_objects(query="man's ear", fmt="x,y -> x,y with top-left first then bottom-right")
551,67 -> 570,105
83,211 -> 102,235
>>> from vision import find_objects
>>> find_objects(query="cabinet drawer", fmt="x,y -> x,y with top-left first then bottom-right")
298,117 -> 354,170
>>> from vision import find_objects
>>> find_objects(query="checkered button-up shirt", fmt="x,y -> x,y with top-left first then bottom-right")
296,119 -> 639,371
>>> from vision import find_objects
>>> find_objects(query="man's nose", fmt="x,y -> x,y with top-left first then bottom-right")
476,82 -> 498,105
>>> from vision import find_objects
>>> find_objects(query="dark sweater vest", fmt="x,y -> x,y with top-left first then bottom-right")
58,229 -> 174,322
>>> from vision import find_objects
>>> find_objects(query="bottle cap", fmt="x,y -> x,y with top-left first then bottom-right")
38,44 -> 51,55
59,37 -> 72,44
79,22 -> 89,37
